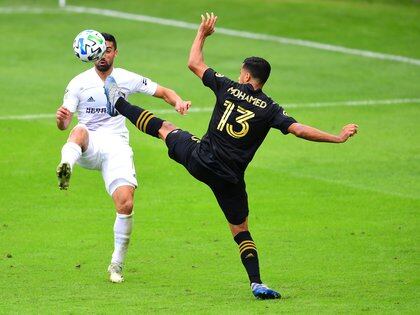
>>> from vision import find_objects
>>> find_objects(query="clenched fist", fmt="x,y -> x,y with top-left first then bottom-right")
56,106 -> 72,130
338,124 -> 358,143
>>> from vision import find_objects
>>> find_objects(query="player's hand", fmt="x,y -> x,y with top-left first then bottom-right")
175,100 -> 191,115
199,12 -> 218,37
338,124 -> 358,143
56,106 -> 72,130
56,106 -> 71,122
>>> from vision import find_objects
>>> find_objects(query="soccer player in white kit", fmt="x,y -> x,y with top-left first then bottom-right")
55,33 -> 191,283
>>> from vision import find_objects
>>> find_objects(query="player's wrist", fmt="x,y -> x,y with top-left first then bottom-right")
57,123 -> 66,130
335,134 -> 345,143
196,31 -> 207,40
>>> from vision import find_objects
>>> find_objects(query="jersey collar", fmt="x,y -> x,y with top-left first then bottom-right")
246,83 -> 262,94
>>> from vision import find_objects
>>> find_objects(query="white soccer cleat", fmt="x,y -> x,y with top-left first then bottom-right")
104,76 -> 123,117
108,263 -> 124,283
251,283 -> 281,299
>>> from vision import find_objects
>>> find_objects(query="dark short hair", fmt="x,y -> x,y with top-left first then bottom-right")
242,57 -> 271,84
101,32 -> 117,49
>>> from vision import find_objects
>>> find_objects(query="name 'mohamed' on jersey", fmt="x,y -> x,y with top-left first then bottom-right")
195,68 -> 297,183
63,67 -> 158,135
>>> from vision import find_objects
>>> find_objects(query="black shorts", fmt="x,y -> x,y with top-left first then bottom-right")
165,130 -> 249,225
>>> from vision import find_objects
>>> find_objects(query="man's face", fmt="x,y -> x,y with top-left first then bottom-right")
95,41 -> 117,72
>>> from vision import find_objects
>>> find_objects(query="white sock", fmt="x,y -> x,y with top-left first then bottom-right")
60,142 -> 82,170
111,213 -> 133,265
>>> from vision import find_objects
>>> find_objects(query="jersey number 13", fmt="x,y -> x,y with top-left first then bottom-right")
217,100 -> 255,138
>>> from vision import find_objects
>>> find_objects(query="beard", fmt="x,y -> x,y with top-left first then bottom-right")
95,59 -> 112,72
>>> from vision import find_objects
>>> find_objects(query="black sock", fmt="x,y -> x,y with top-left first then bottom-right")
115,98 -> 163,138
234,231 -> 262,284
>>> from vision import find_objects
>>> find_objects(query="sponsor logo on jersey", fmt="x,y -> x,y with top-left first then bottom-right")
215,72 -> 225,77
86,107 -> 107,114
142,78 -> 148,85
87,96 -> 95,102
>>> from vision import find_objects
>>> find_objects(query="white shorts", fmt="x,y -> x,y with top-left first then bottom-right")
75,125 -> 138,195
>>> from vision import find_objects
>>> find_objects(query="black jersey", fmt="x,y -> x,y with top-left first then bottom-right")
194,68 -> 297,183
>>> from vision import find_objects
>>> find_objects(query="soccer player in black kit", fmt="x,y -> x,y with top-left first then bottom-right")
104,13 -> 358,299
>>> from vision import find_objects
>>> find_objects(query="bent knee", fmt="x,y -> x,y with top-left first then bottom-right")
70,125 -> 88,137
117,199 -> 133,215
68,126 -> 89,150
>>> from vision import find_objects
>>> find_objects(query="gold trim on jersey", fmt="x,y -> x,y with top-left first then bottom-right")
142,113 -> 154,132
136,110 -> 150,130
136,111 -> 154,132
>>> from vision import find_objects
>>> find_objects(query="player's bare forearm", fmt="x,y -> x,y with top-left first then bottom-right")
56,106 -> 72,130
188,12 -> 217,79
154,86 -> 191,115
288,123 -> 358,143
188,33 -> 208,78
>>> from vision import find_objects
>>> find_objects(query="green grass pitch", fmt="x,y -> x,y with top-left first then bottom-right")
0,0 -> 419,313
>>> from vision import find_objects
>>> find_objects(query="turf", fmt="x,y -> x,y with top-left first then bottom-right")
0,0 -> 419,313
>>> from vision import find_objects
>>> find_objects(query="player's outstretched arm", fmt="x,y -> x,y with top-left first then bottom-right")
56,105 -> 73,130
288,123 -> 358,143
188,12 -> 218,79
153,85 -> 191,115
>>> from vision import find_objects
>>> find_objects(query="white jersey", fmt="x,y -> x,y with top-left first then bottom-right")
63,67 -> 158,135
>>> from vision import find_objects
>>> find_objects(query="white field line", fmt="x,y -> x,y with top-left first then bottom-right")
0,6 -> 59,13
1,6 -> 420,66
1,98 -> 419,121
63,6 -> 420,66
